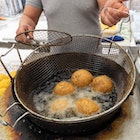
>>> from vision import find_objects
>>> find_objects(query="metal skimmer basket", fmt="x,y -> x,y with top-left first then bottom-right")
15,29 -> 72,49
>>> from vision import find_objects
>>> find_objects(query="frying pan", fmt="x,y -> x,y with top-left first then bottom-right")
0,31 -> 136,135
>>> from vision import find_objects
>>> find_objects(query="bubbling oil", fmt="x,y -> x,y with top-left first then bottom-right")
33,69 -> 117,120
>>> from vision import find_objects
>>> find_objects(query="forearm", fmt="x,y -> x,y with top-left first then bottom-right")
17,5 -> 42,33
18,14 -> 37,29
19,5 -> 42,27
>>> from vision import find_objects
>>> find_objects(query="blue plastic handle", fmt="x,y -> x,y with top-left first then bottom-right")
102,35 -> 124,42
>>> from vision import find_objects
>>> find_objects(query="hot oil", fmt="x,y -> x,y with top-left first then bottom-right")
33,70 -> 117,120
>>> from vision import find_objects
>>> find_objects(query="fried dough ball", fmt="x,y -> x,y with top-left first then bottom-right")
91,75 -> 113,93
75,98 -> 100,116
54,81 -> 76,96
49,97 -> 69,113
71,69 -> 93,88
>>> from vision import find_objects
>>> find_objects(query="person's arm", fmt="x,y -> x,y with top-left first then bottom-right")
16,5 -> 42,35
97,0 -> 129,27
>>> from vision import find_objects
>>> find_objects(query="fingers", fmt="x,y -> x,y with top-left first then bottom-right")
101,7 -> 120,26
119,0 -> 128,2
16,24 -> 34,43
100,7 -> 129,26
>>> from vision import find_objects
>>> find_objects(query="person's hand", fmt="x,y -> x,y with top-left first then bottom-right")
16,24 -> 34,43
100,0 -> 129,27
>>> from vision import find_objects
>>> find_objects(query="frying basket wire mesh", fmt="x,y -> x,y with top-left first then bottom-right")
15,30 -> 72,49
14,34 -> 135,114
21,34 -> 134,76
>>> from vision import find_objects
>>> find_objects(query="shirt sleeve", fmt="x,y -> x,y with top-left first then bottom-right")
26,0 -> 43,9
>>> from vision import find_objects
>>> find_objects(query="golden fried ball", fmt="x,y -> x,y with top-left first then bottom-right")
49,97 -> 69,113
75,98 -> 100,116
53,81 -> 76,96
91,75 -> 113,93
71,69 -> 93,88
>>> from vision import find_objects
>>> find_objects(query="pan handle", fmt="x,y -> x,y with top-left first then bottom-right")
0,102 -> 29,128
0,43 -> 23,80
